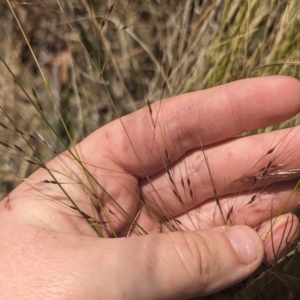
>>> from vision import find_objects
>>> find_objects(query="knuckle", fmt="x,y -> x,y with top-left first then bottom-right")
174,232 -> 220,289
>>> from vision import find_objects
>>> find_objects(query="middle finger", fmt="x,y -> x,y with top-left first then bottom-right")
140,127 -> 300,218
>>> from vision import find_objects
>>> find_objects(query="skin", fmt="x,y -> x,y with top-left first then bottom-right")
1,76 -> 300,299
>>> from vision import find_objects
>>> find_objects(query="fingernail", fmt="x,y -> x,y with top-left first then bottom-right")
225,226 -> 260,265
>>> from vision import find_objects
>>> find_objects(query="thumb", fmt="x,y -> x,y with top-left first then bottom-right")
88,225 -> 264,299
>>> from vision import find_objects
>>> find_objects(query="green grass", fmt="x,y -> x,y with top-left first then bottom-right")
1,0 -> 300,299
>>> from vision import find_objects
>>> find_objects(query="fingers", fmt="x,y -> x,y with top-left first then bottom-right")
80,76 -> 300,176
256,213 -> 299,262
85,226 -> 264,299
8,76 -> 300,237
135,180 -> 300,237
0,221 -> 263,299
172,180 -> 300,231
140,126 -> 300,217
0,215 -> 293,300
13,77 -> 300,231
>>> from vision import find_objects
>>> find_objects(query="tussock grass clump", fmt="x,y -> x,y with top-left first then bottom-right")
1,0 -> 300,299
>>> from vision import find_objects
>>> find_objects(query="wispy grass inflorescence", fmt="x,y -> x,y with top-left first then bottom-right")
1,1 -> 300,298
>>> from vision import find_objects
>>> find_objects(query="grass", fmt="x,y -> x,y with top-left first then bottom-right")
1,0 -> 300,298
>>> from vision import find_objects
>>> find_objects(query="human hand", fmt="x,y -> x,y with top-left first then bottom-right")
1,76 -> 300,299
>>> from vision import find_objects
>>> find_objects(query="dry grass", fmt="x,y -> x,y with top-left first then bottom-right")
1,0 -> 300,299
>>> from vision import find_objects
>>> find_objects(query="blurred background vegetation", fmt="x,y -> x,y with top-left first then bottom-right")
0,0 -> 300,299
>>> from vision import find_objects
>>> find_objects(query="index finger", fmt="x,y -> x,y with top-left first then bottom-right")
80,76 -> 300,176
